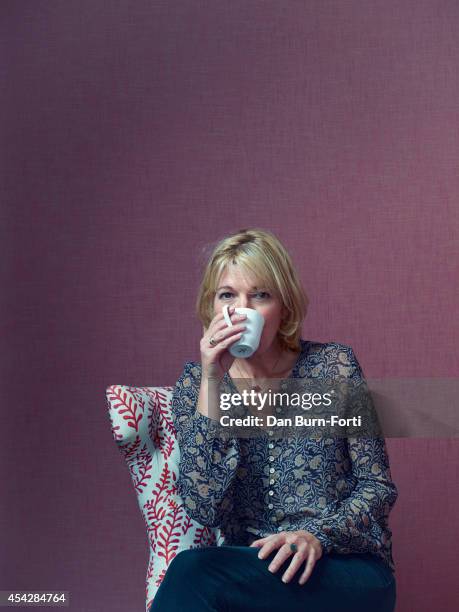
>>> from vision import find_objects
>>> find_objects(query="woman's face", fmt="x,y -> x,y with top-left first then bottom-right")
212,263 -> 287,355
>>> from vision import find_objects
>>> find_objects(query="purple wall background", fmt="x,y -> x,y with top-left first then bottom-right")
2,1 -> 458,610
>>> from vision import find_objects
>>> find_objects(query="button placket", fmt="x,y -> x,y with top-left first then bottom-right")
267,442 -> 276,513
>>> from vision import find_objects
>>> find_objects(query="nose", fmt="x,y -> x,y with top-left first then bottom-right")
235,296 -> 250,309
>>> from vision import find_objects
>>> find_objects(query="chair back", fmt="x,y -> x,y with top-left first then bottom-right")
106,384 -> 225,612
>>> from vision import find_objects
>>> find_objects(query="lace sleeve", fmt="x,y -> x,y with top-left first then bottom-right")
171,362 -> 241,528
299,347 -> 398,567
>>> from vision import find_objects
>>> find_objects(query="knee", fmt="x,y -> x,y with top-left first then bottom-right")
165,547 -> 211,581
352,569 -> 396,612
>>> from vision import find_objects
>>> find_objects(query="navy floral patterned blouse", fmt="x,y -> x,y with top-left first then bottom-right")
171,339 -> 398,572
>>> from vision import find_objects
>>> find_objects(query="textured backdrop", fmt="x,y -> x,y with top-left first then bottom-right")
2,1 -> 458,610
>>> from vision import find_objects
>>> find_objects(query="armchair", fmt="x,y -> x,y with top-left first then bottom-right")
105,384 -> 225,612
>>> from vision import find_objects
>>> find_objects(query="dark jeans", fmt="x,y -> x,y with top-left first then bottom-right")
150,545 -> 396,612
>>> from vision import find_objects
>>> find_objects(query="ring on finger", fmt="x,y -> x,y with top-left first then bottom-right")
209,336 -> 218,347
290,543 -> 298,553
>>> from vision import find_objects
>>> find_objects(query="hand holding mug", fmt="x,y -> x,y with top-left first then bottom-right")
221,305 -> 265,358
200,306 -> 248,381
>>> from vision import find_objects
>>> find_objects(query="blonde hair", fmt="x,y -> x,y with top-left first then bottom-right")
196,228 -> 308,352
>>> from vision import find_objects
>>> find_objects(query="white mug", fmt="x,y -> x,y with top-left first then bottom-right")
222,305 -> 265,358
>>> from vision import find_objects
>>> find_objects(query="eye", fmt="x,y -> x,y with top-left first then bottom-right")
217,291 -> 271,300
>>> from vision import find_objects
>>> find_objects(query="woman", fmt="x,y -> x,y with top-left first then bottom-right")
152,228 -> 397,612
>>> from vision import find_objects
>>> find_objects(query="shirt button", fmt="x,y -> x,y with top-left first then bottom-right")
277,526 -> 283,532
269,456 -> 274,462
268,503 -> 274,509
268,430 -> 274,436
268,490 -> 274,496
270,479 -> 275,485
268,443 -> 274,449
276,407 -> 282,413
269,467 -> 275,473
